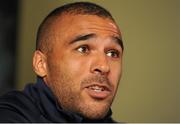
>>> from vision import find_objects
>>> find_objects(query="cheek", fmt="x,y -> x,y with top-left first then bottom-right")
62,55 -> 89,79
109,62 -> 122,87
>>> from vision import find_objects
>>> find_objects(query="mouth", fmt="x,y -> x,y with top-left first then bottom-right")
84,84 -> 111,99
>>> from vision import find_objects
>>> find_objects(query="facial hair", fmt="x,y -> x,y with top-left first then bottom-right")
47,68 -> 115,119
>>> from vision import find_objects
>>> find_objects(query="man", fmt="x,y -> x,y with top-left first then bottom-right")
0,2 -> 124,122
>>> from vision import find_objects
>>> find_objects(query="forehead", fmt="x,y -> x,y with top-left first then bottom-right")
54,14 -> 120,34
50,14 -> 122,47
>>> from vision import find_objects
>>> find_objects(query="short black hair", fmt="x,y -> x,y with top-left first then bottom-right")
36,2 -> 118,52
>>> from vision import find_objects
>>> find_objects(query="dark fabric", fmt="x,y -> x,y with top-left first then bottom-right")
0,77 -> 115,122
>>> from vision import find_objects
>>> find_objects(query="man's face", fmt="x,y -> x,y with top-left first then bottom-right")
44,14 -> 123,119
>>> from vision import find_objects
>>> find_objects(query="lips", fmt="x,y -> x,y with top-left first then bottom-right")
84,83 -> 111,99
89,85 -> 105,92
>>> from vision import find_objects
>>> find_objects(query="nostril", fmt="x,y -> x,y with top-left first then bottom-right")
92,64 -> 110,75
94,69 -> 102,73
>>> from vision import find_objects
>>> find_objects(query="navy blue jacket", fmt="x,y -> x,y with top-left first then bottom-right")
0,78 -> 115,122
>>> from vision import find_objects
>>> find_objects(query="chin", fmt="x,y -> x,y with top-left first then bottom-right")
81,108 -> 109,120
78,101 -> 111,120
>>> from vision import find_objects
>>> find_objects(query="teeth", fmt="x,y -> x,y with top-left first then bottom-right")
89,85 -> 104,92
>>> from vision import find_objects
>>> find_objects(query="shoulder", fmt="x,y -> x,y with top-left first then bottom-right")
0,91 -> 41,122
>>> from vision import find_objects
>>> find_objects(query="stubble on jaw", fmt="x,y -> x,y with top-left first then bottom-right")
46,66 -> 114,119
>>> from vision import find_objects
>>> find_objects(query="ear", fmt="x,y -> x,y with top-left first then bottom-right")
32,50 -> 47,77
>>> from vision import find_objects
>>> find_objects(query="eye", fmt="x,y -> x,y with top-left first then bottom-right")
76,45 -> 89,53
106,49 -> 120,58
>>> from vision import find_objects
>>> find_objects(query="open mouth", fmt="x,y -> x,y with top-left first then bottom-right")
88,85 -> 108,92
85,84 -> 111,99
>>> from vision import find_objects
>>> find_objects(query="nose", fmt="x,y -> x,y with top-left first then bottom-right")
90,53 -> 110,75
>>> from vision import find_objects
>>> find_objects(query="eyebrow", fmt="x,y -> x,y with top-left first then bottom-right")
70,33 -> 96,44
112,36 -> 124,50
70,33 -> 124,50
